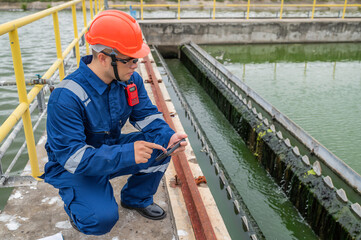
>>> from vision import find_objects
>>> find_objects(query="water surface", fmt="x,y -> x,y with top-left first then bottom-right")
203,43 -> 361,175
165,58 -> 318,240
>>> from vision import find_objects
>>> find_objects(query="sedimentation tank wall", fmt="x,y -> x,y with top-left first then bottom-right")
179,43 -> 361,239
140,19 -> 361,45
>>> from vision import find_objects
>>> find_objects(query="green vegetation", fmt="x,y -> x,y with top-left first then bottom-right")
21,2 -> 26,10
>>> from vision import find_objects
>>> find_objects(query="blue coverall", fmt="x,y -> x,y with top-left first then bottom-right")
42,55 -> 175,235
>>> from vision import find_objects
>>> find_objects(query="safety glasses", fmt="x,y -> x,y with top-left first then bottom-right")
101,51 -> 139,64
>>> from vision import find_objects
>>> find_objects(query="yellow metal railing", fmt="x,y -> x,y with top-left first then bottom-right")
111,0 -> 361,20
0,0 -> 104,179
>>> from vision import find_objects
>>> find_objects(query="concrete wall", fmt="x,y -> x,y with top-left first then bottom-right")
140,19 -> 361,45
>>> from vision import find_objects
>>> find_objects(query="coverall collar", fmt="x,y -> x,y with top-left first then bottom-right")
80,55 -> 110,95
80,55 -> 129,93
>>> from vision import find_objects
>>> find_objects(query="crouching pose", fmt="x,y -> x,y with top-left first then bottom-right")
41,10 -> 187,235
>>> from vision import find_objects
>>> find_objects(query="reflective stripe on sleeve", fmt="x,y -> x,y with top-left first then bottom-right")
64,145 -> 95,173
134,113 -> 164,131
139,162 -> 169,174
57,80 -> 91,106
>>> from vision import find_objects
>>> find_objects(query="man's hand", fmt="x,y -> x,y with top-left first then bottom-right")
167,132 -> 188,156
134,141 -> 165,164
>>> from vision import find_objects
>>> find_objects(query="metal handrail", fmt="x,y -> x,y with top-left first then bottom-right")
0,0 -> 104,180
0,105 -> 47,186
111,0 -> 361,20
0,53 -> 77,186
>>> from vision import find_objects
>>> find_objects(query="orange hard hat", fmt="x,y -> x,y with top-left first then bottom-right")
85,10 -> 150,58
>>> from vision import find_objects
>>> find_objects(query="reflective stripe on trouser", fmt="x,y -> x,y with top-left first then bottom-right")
58,132 -> 170,235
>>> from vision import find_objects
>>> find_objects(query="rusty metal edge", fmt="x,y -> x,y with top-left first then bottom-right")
143,55 -> 217,240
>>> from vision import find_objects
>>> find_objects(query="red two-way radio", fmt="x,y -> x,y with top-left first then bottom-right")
125,82 -> 139,106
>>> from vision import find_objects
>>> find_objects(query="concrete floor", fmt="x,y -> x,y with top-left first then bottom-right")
0,124 -> 176,240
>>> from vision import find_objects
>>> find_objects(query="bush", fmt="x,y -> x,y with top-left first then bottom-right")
21,3 -> 27,10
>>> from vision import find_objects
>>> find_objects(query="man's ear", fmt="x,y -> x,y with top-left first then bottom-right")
97,52 -> 109,67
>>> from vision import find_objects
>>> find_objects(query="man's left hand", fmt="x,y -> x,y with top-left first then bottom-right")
168,132 -> 188,155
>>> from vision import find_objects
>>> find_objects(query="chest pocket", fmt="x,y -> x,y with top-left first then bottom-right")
57,79 -> 110,147
85,129 -> 110,148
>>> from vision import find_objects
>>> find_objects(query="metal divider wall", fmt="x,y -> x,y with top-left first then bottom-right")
180,42 -> 361,239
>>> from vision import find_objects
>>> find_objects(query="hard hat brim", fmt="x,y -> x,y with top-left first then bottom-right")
126,43 -> 150,59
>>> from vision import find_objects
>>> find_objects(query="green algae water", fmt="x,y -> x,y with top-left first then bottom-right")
164,58 -> 318,240
202,43 -> 361,176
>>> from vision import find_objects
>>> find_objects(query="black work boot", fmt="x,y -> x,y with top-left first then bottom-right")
121,202 -> 166,220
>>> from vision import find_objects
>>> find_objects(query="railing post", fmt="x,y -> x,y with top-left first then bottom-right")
36,88 -> 46,113
0,158 -> 3,177
311,0 -> 316,19
72,4 -> 81,67
212,0 -> 216,20
52,12 -> 65,81
279,0 -> 284,19
247,0 -> 250,19
242,63 -> 245,81
141,0 -> 144,20
82,0 -> 90,55
8,29 -> 40,179
342,0 -> 347,19
90,0 -> 94,19
94,0 -> 98,15
177,0 -> 180,20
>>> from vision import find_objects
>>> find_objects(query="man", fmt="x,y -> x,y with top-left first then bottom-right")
42,10 -> 187,235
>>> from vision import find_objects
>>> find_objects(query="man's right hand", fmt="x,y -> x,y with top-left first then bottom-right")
134,141 -> 165,164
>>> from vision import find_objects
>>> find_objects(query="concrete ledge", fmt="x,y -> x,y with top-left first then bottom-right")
140,18 -> 361,45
